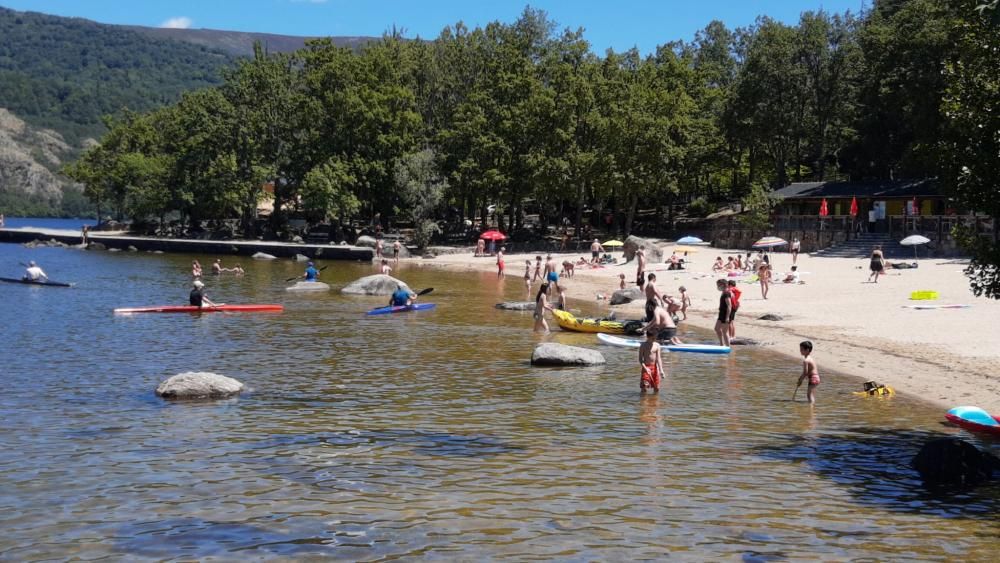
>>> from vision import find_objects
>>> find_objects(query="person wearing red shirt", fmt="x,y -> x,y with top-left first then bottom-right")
727,279 -> 742,340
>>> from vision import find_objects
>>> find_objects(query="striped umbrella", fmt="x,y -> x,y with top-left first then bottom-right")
752,236 -> 788,249
676,236 -> 704,244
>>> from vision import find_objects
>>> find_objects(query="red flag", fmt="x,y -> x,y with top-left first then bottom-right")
849,196 -> 858,217
819,198 -> 829,217
911,196 -> 919,216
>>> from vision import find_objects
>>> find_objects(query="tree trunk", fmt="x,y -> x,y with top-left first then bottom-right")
624,193 -> 639,236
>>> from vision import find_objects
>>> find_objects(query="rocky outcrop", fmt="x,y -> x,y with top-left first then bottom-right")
622,235 -> 664,264
86,242 -> 106,251
155,371 -> 244,400
531,343 -> 606,366
610,287 -> 643,305
355,235 -> 377,248
495,301 -> 536,311
286,281 -> 331,291
251,252 -> 277,260
341,274 -> 411,296
912,438 -> 1000,486
0,109 -> 73,204
23,238 -> 68,248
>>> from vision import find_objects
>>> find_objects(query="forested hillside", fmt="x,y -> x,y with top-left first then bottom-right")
0,7 -> 234,144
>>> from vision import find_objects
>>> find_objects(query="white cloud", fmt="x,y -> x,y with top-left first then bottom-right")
160,17 -> 193,29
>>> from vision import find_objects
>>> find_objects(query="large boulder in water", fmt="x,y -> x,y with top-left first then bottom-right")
622,235 -> 664,264
495,301 -> 536,311
252,252 -> 277,260
341,274 -> 411,296
610,287 -> 643,305
155,372 -> 244,400
531,343 -> 606,366
912,438 -> 1000,486
355,235 -> 377,248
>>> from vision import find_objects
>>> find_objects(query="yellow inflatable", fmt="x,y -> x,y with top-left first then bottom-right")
852,385 -> 895,397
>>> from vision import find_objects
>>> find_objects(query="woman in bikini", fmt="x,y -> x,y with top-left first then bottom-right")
758,261 -> 771,299
533,283 -> 555,332
868,245 -> 885,283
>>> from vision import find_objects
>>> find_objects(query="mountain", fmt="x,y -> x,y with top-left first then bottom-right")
0,5 -> 376,216
124,25 -> 373,57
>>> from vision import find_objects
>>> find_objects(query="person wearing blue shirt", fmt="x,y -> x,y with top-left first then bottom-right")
304,262 -> 319,281
390,285 -> 416,307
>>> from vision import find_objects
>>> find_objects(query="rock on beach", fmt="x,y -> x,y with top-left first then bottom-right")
155,371 -> 244,400
622,235 -> 664,263
341,274 -> 411,296
531,343 -> 606,366
610,287 -> 643,305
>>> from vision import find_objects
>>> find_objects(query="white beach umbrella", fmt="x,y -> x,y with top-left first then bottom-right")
900,234 -> 931,259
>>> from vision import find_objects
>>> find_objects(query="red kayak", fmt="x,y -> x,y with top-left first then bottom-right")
114,304 -> 284,314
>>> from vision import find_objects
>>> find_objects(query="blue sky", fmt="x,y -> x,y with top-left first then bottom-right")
1,0 -> 867,53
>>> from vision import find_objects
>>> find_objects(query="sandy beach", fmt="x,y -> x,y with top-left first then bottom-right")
407,244 -> 1000,413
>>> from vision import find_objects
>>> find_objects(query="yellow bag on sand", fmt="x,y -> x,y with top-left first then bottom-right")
910,290 -> 939,300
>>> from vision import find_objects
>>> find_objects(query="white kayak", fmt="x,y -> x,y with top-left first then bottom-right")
286,281 -> 331,291
596,333 -> 731,354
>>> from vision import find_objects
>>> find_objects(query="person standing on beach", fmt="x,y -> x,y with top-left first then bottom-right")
644,273 -> 663,321
678,286 -> 690,320
636,245 -> 647,288
868,245 -> 885,283
544,254 -> 558,285
638,329 -> 664,393
532,255 -> 543,282
727,279 -> 741,340
496,246 -> 505,278
523,260 -> 533,296
758,261 -> 771,299
715,279 -> 732,346
619,273 -> 627,290
533,283 -> 555,332
795,340 -> 820,405
590,239 -> 604,264
791,238 -> 801,265
393,240 -> 401,265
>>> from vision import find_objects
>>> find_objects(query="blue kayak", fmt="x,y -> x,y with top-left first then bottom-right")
366,303 -> 437,316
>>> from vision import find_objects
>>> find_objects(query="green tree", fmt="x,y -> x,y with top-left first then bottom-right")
394,149 -> 448,248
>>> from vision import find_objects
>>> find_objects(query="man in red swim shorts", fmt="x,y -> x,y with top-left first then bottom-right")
638,329 -> 664,393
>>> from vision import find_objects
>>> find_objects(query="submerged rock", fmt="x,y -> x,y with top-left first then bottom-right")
729,337 -> 763,346
531,343 -> 606,366
912,438 -> 1000,486
495,301 -> 536,311
341,274 -> 411,296
86,242 -> 106,251
293,254 -> 310,262
252,252 -> 277,260
155,371 -> 244,400
610,287 -> 643,305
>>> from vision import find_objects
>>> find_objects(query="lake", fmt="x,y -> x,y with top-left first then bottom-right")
1,238 -> 997,559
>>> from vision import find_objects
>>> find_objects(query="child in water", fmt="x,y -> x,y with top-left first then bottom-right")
796,340 -> 820,406
638,329 -> 664,393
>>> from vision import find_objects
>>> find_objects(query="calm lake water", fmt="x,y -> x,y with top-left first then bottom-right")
1,235 -> 998,560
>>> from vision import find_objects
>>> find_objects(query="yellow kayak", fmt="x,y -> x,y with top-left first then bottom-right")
551,309 -> 642,335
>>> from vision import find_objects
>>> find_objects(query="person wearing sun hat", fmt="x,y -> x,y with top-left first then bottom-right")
189,280 -> 217,309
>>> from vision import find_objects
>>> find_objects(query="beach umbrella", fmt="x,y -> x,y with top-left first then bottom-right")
752,236 -> 788,249
676,235 -> 703,244
819,198 -> 829,217
673,245 -> 702,254
479,230 -> 506,241
849,196 -> 859,217
603,239 -> 624,247
900,234 -> 930,260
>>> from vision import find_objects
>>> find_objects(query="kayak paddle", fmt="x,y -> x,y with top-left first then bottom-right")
285,265 -> 328,282
416,287 -> 434,296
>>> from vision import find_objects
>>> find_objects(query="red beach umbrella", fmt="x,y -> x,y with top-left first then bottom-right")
479,230 -> 507,241
819,198 -> 829,217
849,196 -> 859,217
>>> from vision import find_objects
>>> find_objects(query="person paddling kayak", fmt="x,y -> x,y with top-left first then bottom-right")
389,284 -> 416,307
23,261 -> 48,282
189,280 -> 218,309
304,262 -> 319,281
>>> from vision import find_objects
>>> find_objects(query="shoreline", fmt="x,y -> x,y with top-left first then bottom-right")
406,246 -> 1000,414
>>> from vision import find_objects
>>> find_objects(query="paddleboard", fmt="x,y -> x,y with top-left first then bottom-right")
0,276 -> 72,287
286,281 -> 331,291
902,304 -> 970,310
596,333 -> 730,353
114,304 -> 284,314
366,303 -> 437,316
596,333 -> 642,348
